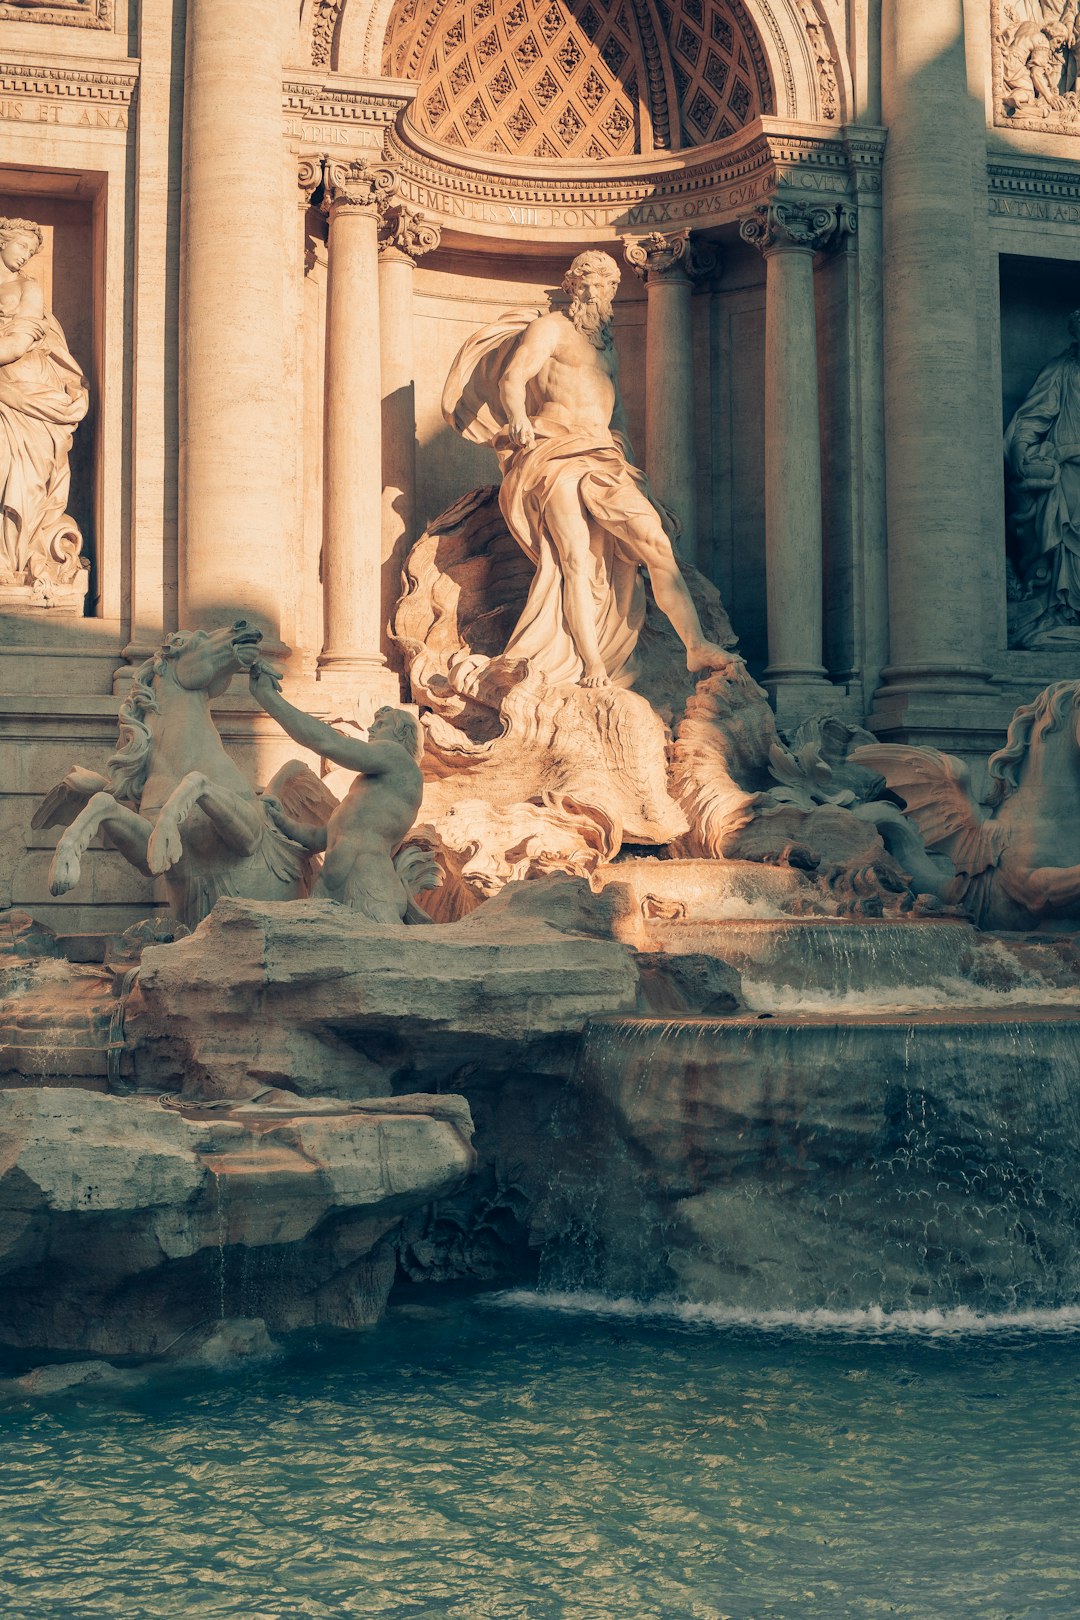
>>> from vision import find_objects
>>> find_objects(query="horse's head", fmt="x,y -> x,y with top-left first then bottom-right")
988,680 -> 1080,801
163,621 -> 264,697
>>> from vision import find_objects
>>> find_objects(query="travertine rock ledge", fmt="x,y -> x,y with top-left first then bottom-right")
124,886 -> 641,1100
0,1088 -> 475,1355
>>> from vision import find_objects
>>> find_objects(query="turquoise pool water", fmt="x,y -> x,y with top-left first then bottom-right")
1,1291 -> 1078,1619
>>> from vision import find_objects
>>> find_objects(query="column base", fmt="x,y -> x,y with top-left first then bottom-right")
868,665 -> 1007,750
763,667 -> 852,733
316,653 -> 403,714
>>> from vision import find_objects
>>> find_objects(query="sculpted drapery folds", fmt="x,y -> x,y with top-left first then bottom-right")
441,250 -> 735,690
0,217 -> 90,603
1005,309 -> 1080,647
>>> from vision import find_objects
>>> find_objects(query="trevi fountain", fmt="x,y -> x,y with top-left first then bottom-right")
1,1 -> 1080,1615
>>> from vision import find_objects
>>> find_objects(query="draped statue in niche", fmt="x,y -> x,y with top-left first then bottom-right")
0,216 -> 90,609
1004,308 -> 1080,648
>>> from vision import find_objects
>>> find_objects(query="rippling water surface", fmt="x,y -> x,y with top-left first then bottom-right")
2,1291 -> 1079,1618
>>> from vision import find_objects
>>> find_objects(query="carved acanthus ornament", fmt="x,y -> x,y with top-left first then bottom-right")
801,3 -> 838,121
377,205 -> 442,263
739,201 -> 846,256
310,0 -> 344,68
623,229 -> 718,283
992,0 -> 1080,135
322,160 -> 399,220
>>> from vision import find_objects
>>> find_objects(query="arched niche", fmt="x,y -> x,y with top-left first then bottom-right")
328,0 -> 848,128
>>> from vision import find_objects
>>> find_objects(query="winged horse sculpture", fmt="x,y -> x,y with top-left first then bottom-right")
852,680 -> 1080,930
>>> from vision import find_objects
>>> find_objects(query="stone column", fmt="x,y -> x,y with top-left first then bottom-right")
318,159 -> 397,686
378,206 -> 441,662
623,229 -> 711,564
740,201 -> 838,722
179,0 -> 288,640
874,0 -> 995,737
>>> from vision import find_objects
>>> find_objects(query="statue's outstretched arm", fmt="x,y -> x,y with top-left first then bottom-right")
250,666 -> 396,776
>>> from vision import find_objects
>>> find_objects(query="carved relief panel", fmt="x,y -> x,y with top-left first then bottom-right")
0,0 -> 112,28
992,0 -> 1080,135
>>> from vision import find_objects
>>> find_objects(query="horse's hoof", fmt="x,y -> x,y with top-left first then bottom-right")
147,822 -> 182,874
48,849 -> 80,896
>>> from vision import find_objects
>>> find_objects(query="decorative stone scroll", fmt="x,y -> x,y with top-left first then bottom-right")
738,199 -> 847,256
0,216 -> 90,614
322,158 -> 399,219
377,203 -> 442,263
623,228 -> 719,283
992,0 -> 1080,135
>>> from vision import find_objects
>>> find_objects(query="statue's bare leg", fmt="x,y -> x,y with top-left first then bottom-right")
49,793 -> 154,895
544,480 -> 610,686
635,525 -> 739,675
147,772 -> 265,875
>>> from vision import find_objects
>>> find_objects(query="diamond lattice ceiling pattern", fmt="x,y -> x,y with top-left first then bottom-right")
383,0 -> 771,158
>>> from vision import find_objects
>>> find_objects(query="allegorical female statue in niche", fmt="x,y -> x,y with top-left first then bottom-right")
1004,307 -> 1080,647
0,216 -> 90,608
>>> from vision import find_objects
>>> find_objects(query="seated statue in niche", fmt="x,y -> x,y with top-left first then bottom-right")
248,663 -> 440,924
1005,308 -> 1080,647
442,249 -> 736,689
0,216 -> 90,609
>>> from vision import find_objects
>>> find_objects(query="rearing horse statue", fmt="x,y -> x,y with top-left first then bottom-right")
852,680 -> 1080,930
34,621 -> 323,927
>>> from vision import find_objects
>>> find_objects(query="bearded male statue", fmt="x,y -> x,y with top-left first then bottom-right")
441,250 -> 735,689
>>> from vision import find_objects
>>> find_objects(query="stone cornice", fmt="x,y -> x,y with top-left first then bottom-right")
0,56 -> 138,103
988,155 -> 1080,225
384,115 -> 866,241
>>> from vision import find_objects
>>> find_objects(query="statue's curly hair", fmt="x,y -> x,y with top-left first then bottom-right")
372,705 -> 424,763
0,218 -> 44,255
561,250 -> 620,295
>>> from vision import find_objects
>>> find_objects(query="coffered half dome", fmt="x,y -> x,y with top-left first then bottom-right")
381,0 -> 774,159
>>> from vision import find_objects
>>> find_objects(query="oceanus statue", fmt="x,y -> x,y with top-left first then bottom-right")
852,680 -> 1080,929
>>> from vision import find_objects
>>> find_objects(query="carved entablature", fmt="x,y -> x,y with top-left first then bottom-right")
991,0 -> 1080,136
988,156 -> 1080,228
284,74 -> 415,153
0,59 -> 136,134
382,116 -> 872,243
0,0 -> 111,29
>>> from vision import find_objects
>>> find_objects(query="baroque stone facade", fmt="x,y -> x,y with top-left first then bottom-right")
0,0 -> 1077,931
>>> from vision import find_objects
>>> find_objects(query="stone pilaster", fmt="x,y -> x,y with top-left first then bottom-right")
740,201 -> 840,724
378,205 -> 441,666
179,0 -> 288,643
623,229 -> 714,564
873,0 -> 997,741
318,159 -> 398,690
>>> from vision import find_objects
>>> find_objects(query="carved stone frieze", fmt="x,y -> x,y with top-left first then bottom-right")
992,0 -> 1080,135
0,59 -> 137,134
283,75 -> 414,151
623,228 -> 718,283
377,203 -> 441,262
738,199 -> 846,255
989,157 -> 1080,224
382,119 -> 860,242
0,0 -> 110,29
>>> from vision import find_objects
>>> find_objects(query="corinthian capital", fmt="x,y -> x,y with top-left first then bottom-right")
739,201 -> 847,256
623,228 -> 718,282
378,204 -> 441,263
322,159 -> 398,218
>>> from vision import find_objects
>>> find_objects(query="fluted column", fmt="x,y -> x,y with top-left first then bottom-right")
624,229 -> 711,563
179,0 -> 287,640
318,159 -> 396,684
741,201 -> 839,720
875,0 -> 994,732
378,205 -> 441,663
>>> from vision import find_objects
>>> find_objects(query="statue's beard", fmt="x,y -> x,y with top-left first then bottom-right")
569,296 -> 614,348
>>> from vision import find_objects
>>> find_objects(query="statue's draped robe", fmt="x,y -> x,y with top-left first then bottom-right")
0,309 -> 89,584
442,310 -> 677,687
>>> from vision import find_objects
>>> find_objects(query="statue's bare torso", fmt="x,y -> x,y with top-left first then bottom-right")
524,311 -> 618,435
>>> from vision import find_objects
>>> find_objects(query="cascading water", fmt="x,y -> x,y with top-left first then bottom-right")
540,922 -> 1080,1315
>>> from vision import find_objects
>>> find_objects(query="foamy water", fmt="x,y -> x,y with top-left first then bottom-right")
488,1289 -> 1080,1338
